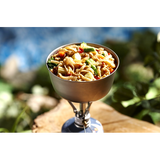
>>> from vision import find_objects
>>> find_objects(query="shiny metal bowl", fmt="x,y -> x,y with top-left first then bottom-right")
46,42 -> 120,103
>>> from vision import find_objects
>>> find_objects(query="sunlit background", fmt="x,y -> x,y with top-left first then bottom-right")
0,27 -> 159,71
0,27 -> 160,132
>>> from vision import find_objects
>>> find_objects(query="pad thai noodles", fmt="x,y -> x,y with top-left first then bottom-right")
47,42 -> 116,81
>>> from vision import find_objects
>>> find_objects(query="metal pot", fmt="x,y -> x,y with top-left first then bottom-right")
46,42 -> 120,103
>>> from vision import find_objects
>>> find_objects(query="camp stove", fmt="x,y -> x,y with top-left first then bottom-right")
61,101 -> 103,133
46,42 -> 119,133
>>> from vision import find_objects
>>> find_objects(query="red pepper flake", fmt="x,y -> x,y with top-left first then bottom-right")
108,52 -> 111,55
101,62 -> 105,67
78,47 -> 84,53
53,67 -> 58,75
66,73 -> 72,76
96,49 -> 99,52
109,68 -> 114,73
94,75 -> 100,80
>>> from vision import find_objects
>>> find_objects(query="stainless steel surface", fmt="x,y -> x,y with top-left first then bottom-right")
67,101 -> 88,129
46,42 -> 120,103
67,102 -> 91,128
80,103 -> 86,116
84,102 -> 92,115
67,101 -> 77,114
74,112 -> 90,128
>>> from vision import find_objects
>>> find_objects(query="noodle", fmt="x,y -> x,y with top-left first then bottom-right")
47,42 -> 116,81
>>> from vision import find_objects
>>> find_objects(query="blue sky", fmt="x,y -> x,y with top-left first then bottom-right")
0,27 -> 159,72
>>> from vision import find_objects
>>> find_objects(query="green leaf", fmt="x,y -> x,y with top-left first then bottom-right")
148,97 -> 160,112
111,102 -> 127,114
141,114 -> 154,124
0,80 -> 13,92
144,55 -> 154,67
112,85 -> 135,102
135,82 -> 150,97
134,109 -> 150,120
47,62 -> 58,69
112,99 -> 148,119
111,101 -> 145,117
140,98 -> 160,113
148,112 -> 160,124
153,38 -> 160,55
11,106 -> 28,132
156,42 -> 160,55
141,100 -> 151,109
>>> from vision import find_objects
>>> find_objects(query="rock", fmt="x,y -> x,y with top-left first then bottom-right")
32,99 -> 160,133
1,55 -> 37,88
17,93 -> 58,112
1,55 -> 19,80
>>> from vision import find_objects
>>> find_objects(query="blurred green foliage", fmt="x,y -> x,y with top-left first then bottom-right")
0,65 -> 58,133
0,84 -> 40,132
102,30 -> 160,125
0,29 -> 160,132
